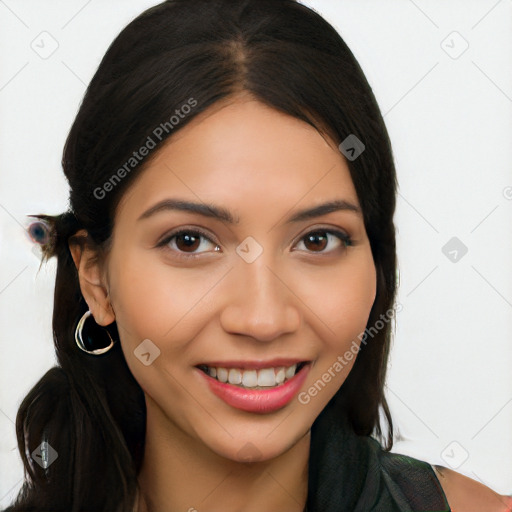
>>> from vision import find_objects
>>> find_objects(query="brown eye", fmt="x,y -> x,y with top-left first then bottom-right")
294,229 -> 352,254
158,229 -> 220,258
303,232 -> 328,252
175,233 -> 201,252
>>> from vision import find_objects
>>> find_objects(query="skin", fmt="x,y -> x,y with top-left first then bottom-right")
432,466 -> 512,512
70,94 -> 376,511
68,94 -> 510,511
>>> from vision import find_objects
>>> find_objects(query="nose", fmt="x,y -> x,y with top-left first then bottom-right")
219,255 -> 301,342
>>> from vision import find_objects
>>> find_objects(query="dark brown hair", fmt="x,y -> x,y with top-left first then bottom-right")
5,0 -> 397,510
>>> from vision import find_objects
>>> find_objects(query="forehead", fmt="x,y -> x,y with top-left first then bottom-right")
115,97 -> 359,225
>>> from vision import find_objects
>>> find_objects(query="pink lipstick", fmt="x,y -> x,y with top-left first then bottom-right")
196,361 -> 311,414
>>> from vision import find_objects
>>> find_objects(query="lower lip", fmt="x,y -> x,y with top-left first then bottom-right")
197,364 -> 311,414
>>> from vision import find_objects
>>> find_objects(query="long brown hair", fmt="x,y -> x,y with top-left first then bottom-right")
4,1 -> 397,510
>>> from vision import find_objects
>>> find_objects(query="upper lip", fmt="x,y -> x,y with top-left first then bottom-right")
195,358 -> 310,370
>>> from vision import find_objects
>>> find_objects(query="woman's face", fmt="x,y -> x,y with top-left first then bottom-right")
104,96 -> 376,461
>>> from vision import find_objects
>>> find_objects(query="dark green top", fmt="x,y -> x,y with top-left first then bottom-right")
307,398 -> 451,511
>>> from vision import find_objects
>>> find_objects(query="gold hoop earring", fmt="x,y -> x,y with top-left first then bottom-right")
75,310 -> 116,356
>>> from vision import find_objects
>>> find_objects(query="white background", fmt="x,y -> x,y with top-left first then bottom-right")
1,0 -> 511,506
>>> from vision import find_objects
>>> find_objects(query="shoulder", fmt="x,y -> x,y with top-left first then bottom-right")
432,465 -> 512,512
373,446 -> 451,510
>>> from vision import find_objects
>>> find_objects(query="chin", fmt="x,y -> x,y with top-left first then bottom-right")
201,424 -> 310,464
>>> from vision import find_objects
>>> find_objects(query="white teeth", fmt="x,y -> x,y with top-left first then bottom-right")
275,367 -> 286,384
203,363 -> 303,388
217,367 -> 228,383
285,364 -> 297,379
228,368 -> 242,385
257,368 -> 276,387
242,369 -> 258,387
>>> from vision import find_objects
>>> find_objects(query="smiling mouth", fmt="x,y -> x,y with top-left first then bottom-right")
196,361 -> 309,389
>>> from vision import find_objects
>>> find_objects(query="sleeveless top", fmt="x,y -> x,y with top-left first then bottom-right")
134,398 -> 451,512
306,397 -> 451,511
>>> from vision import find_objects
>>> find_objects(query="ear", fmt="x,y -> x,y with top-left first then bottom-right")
68,229 -> 115,327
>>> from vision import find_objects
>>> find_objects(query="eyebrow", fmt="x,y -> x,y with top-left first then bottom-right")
137,198 -> 361,224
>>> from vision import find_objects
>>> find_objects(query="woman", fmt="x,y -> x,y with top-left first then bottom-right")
4,0 -> 510,511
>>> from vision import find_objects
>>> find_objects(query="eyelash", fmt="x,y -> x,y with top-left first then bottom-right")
157,227 -> 353,260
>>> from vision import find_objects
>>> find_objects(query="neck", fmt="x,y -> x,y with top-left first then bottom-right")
136,399 -> 310,512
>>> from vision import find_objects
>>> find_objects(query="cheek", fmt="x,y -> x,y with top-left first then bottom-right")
108,250 -> 189,335
108,256 -> 165,339
107,250 -> 223,369
106,254 -> 195,396
298,255 -> 376,412
313,251 -> 377,347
